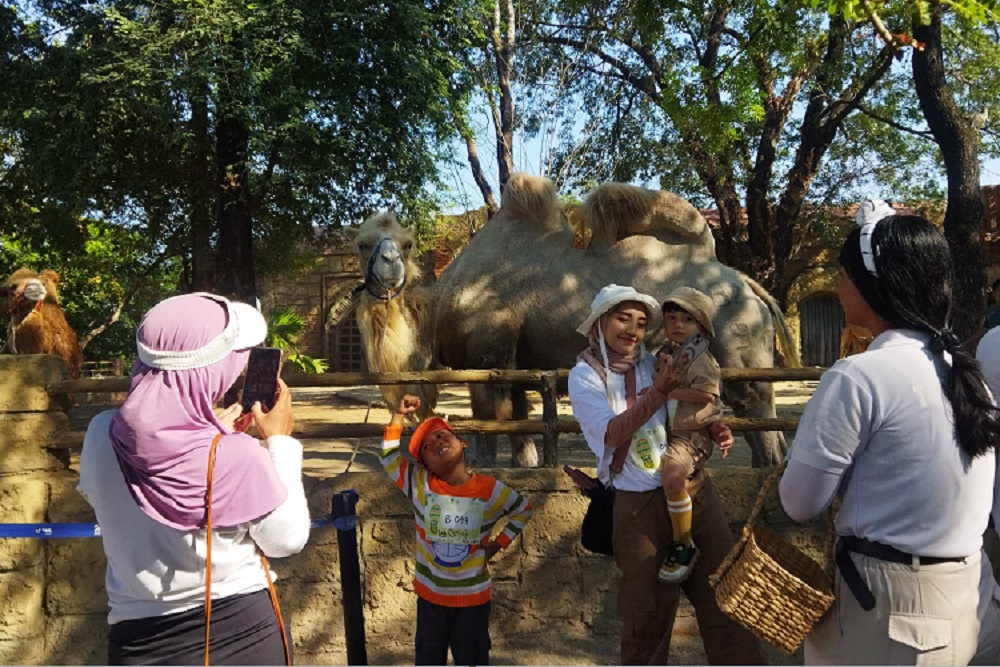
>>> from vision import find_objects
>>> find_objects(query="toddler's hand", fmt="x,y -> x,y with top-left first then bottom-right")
710,421 -> 734,459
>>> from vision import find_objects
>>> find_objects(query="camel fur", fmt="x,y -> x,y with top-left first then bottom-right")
344,214 -> 438,420
3,268 -> 83,378
351,174 -> 800,468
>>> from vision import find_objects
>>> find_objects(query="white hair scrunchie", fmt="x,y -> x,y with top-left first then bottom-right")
856,198 -> 894,277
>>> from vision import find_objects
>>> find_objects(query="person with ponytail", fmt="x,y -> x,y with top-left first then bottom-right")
568,284 -> 764,665
779,202 -> 1000,665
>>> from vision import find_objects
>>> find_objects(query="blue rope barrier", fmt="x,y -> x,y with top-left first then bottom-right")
0,516 -> 336,539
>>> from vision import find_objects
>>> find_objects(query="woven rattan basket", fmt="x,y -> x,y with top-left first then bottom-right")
709,461 -> 835,654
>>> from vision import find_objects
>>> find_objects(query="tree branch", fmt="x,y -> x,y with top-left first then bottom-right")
855,104 -> 935,138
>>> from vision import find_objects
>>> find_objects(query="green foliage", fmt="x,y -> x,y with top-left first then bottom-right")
820,0 -> 995,24
1,0 -> 463,290
265,310 -> 328,374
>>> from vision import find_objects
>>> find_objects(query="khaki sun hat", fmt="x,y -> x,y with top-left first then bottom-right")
577,284 -> 660,336
661,286 -> 716,338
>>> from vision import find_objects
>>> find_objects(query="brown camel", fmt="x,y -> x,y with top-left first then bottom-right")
349,174 -> 799,467
3,268 -> 83,377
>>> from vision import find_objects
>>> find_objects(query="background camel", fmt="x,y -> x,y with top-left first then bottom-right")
840,324 -> 874,358
351,174 -> 799,467
3,268 -> 83,377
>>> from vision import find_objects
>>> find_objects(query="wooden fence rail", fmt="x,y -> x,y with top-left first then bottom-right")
48,367 -> 826,466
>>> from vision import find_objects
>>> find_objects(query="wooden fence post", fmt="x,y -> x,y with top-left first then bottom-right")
540,371 -> 560,467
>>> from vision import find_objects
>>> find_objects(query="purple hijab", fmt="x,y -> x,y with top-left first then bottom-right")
109,295 -> 287,530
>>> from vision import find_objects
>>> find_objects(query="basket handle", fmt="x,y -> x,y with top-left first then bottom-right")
711,459 -> 787,584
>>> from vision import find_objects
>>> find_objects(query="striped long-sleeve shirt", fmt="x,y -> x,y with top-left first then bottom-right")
380,424 -> 534,607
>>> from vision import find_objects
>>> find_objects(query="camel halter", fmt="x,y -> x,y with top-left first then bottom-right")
5,299 -> 43,354
204,434 -> 291,666
360,237 -> 406,301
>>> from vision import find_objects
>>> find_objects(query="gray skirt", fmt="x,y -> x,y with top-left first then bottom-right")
108,589 -> 290,665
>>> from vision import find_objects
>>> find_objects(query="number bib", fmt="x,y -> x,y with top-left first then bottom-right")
425,494 -> 485,545
629,423 -> 668,475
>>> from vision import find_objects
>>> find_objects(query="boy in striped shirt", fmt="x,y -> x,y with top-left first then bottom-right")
381,394 -> 534,666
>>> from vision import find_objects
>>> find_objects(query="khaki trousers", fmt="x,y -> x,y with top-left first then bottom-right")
613,475 -> 765,665
807,548 -> 981,665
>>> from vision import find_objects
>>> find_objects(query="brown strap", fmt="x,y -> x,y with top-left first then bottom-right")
260,553 -> 292,665
205,434 -> 221,666
205,434 -> 292,666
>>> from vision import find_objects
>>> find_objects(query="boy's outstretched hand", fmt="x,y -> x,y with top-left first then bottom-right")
396,395 -> 421,415
392,394 -> 421,426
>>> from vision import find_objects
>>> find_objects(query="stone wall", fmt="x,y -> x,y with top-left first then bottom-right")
1,355 -> 835,665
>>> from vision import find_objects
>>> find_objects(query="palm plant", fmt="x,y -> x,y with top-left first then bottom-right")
266,310 -> 328,373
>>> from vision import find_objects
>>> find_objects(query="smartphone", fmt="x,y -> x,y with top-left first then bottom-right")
240,347 -> 283,414
671,332 -> 710,366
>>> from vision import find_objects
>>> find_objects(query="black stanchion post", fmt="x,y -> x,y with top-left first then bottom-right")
331,489 -> 368,666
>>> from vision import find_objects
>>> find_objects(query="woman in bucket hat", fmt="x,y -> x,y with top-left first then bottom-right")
568,284 -> 764,665
78,293 -> 310,665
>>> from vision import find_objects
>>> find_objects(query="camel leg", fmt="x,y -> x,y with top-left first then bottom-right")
508,385 -> 539,468
466,383 -> 540,468
469,384 -> 499,467
721,380 -> 787,468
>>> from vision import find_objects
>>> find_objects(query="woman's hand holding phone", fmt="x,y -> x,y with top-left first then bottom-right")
252,378 -> 295,439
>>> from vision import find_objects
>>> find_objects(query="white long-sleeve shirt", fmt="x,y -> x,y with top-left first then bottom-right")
78,410 -> 310,623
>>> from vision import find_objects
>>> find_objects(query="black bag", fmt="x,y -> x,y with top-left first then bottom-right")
580,483 -> 615,556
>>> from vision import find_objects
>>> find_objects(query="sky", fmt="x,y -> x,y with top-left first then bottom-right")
441,139 -> 1000,215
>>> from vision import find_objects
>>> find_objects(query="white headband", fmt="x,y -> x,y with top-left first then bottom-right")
856,199 -> 894,277
136,292 -> 267,370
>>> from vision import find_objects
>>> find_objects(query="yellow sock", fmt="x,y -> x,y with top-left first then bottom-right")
667,491 -> 693,547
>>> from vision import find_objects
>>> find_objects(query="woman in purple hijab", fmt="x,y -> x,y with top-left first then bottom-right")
78,292 -> 310,665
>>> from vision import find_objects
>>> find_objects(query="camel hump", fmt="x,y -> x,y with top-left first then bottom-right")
579,183 -> 714,250
499,173 -> 565,232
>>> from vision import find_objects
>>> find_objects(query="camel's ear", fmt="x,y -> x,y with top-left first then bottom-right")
40,269 -> 60,286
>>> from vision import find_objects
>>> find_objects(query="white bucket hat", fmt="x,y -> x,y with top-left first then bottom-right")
136,292 -> 268,370
577,284 -> 660,336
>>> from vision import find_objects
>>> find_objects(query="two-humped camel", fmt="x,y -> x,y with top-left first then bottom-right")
347,173 -> 799,467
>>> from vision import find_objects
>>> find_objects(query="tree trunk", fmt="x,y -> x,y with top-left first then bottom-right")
187,85 -> 215,292
214,113 -> 258,304
912,1 -> 986,339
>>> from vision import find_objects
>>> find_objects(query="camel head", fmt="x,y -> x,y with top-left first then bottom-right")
345,212 -> 422,300
4,268 -> 58,322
